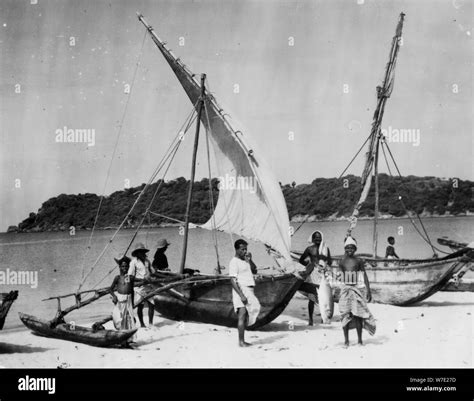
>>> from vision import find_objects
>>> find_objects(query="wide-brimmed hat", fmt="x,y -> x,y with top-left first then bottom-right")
156,238 -> 171,249
114,255 -> 131,266
131,243 -> 150,256
344,236 -> 357,249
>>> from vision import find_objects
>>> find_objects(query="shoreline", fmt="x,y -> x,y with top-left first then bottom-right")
5,214 -> 473,234
1,291 -> 472,368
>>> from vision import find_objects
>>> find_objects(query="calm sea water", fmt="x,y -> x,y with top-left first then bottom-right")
1,217 -> 472,331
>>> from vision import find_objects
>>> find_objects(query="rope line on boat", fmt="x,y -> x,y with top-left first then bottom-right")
337,132 -> 373,180
90,108 -> 200,290
78,102 -> 199,291
380,139 -> 448,256
79,29 -> 148,285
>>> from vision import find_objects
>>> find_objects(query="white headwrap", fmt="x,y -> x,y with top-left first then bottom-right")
307,230 -> 329,257
344,236 -> 357,249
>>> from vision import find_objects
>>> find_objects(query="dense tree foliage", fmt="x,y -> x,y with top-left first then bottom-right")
16,175 -> 473,232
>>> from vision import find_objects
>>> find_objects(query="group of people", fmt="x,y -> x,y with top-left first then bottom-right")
108,231 -> 399,348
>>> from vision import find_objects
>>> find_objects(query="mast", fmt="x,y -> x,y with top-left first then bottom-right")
179,74 -> 206,274
346,12 -> 405,239
373,137 -> 380,257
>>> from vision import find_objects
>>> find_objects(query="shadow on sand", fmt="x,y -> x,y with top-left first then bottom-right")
419,300 -> 474,307
0,342 -> 51,354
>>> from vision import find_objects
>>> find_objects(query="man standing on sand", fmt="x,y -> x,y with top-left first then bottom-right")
110,256 -> 137,345
338,236 -> 376,348
229,239 -> 261,347
298,230 -> 332,325
128,243 -> 155,328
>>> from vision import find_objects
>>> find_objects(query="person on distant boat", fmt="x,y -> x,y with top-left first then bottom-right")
338,237 -> 375,348
229,239 -> 261,347
298,230 -> 332,325
110,256 -> 137,345
152,239 -> 171,272
385,236 -> 400,259
128,243 -> 155,328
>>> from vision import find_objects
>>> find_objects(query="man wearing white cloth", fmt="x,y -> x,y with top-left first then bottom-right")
229,239 -> 261,347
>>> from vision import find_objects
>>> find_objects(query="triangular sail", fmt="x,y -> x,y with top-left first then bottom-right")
138,15 -> 291,260
347,12 -> 405,236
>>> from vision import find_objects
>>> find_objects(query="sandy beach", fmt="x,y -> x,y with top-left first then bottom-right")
1,291 -> 472,368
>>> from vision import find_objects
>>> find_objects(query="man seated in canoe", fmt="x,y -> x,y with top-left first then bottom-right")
110,256 -> 137,345
385,236 -> 400,259
338,237 -> 375,348
229,239 -> 261,347
128,243 -> 155,328
152,238 -> 171,272
298,230 -> 332,325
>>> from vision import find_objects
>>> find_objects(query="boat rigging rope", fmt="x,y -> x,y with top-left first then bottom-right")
92,135 -> 185,290
337,132 -> 373,179
79,29 -> 148,285
380,138 -> 447,256
78,102 -> 199,292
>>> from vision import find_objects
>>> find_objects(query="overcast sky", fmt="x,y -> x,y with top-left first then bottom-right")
0,0 -> 472,230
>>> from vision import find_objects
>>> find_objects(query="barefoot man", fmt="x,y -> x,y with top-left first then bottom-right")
229,239 -> 261,347
298,230 -> 332,325
338,237 -> 376,347
110,256 -> 137,344
128,243 -> 155,328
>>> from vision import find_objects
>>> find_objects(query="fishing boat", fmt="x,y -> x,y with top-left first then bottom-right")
20,12 -> 304,336
19,313 -> 137,348
288,13 -> 473,305
132,13 -> 304,329
0,290 -> 18,330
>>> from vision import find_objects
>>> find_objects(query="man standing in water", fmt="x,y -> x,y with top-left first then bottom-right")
338,237 -> 376,347
298,230 -> 332,325
128,243 -> 155,328
229,239 -> 261,347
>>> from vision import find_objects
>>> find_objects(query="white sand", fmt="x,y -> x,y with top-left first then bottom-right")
0,292 -> 472,368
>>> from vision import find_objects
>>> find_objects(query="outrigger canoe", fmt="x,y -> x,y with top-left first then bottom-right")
0,290 -> 18,330
145,273 -> 303,329
19,313 -> 137,348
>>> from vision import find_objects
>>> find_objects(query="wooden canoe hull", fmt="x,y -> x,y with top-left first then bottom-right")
0,291 -> 18,330
19,313 -> 137,348
291,251 -> 472,305
147,274 -> 303,329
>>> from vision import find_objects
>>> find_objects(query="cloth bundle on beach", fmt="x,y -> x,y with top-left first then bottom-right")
232,286 -> 261,326
112,293 -> 137,341
339,286 -> 376,335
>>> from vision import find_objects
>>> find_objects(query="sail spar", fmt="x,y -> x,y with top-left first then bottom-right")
347,12 -> 405,236
138,15 -> 291,260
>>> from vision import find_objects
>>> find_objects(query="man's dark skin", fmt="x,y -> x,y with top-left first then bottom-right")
130,250 -> 154,328
298,232 -> 331,325
339,244 -> 372,347
230,243 -> 257,347
385,237 -> 400,259
110,262 -> 134,306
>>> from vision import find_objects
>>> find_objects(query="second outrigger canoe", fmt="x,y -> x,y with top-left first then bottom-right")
19,313 -> 137,348
290,250 -> 474,305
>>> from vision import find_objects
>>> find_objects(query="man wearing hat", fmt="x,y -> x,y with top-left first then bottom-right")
127,243 -> 155,328
338,236 -> 375,347
152,239 -> 171,272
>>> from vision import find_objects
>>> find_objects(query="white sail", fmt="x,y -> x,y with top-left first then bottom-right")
141,17 -> 291,260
